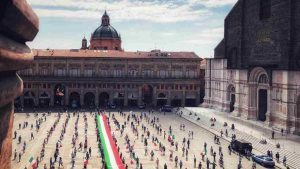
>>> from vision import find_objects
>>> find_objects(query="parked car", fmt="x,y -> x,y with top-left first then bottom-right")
230,139 -> 252,155
107,103 -> 116,109
252,155 -> 275,168
138,104 -> 146,109
161,105 -> 172,112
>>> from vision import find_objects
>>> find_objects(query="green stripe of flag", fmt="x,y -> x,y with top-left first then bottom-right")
97,115 -> 112,168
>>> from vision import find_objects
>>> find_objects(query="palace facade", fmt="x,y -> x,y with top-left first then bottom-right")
203,0 -> 300,134
16,11 -> 204,109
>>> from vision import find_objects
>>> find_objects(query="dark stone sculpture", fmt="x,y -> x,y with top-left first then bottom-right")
0,0 -> 38,168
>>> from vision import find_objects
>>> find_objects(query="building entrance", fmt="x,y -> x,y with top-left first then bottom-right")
142,84 -> 153,105
230,94 -> 235,112
69,92 -> 80,108
54,84 -> 65,106
258,89 -> 268,121
99,92 -> 109,107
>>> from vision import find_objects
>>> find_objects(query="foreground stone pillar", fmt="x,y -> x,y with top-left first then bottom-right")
0,0 -> 38,168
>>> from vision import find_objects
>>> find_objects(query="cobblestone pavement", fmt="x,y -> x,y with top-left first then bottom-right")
181,107 -> 299,169
11,112 -> 101,169
12,110 -> 267,169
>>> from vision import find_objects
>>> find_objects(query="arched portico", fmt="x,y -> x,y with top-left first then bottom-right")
142,84 -> 153,105
157,93 -> 167,107
128,91 -> 138,107
39,92 -> 50,107
171,95 -> 182,107
185,93 -> 197,107
248,67 -> 270,122
69,92 -> 80,108
54,84 -> 65,106
99,92 -> 109,107
84,92 -> 95,108
24,91 -> 35,108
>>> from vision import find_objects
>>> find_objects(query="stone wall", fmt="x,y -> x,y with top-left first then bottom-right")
203,58 -> 300,134
0,0 -> 38,168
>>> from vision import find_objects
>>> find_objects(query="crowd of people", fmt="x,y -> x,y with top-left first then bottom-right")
93,109 -> 258,169
12,107 -> 293,169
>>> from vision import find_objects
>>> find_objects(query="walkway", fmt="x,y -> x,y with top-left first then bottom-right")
180,107 -> 300,169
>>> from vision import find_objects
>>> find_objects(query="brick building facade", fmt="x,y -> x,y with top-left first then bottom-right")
203,0 -> 300,134
17,11 -> 204,109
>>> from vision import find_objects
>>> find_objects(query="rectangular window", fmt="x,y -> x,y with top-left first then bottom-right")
172,70 -> 183,78
70,68 -> 80,77
55,68 -> 66,76
40,69 -> 48,76
129,69 -> 138,77
159,70 -> 167,78
114,69 -> 123,77
260,0 -> 271,20
84,69 -> 93,77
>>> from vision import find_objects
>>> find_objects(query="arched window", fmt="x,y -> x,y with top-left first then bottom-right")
260,0 -> 271,20
258,74 -> 269,84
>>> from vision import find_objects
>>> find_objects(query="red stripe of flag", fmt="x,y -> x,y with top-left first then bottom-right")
102,115 -> 125,169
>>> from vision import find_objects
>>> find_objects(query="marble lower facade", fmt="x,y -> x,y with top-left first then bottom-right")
203,59 -> 300,135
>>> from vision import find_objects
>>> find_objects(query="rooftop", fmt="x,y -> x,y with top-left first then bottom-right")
33,49 -> 201,60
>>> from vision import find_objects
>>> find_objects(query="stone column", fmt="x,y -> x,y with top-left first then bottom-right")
34,86 -> 38,107
109,91 -> 114,104
50,84 -> 54,106
182,88 -> 186,107
196,86 -> 200,106
20,95 -> 24,108
65,86 -> 69,106
0,1 -> 38,168
247,83 -> 257,120
152,85 -> 157,106
124,86 -> 128,107
265,87 -> 272,126
138,86 -> 142,105
80,88 -> 84,106
95,87 -> 99,107
167,87 -> 171,105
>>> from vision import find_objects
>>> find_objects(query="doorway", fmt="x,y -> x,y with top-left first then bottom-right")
99,92 -> 109,107
142,84 -> 153,105
230,94 -> 235,112
258,89 -> 268,121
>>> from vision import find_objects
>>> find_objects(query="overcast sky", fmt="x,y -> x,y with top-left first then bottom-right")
27,0 -> 237,58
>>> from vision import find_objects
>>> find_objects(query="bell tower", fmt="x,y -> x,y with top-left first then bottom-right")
81,36 -> 87,49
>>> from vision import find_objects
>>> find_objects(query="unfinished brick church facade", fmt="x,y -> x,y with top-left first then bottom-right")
203,0 -> 300,134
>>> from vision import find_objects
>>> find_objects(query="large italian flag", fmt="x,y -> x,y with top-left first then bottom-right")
97,114 -> 125,169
